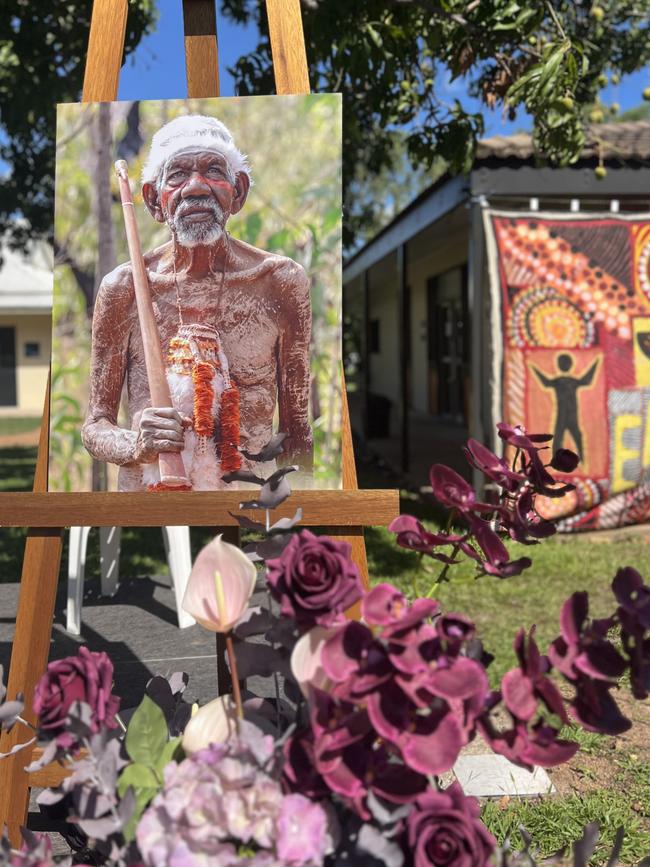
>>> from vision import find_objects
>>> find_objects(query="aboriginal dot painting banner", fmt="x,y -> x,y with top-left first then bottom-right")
484,210 -> 650,532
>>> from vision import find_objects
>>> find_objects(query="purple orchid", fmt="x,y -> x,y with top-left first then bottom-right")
548,592 -> 630,734
478,629 -> 579,769
507,488 -> 556,544
317,587 -> 488,779
461,517 -> 532,577
612,567 -> 650,699
496,423 -> 553,449
551,447 -> 580,473
366,681 -> 467,776
464,438 -> 524,493
388,514 -> 465,564
282,728 -> 329,801
429,465 -> 479,512
308,689 -> 426,819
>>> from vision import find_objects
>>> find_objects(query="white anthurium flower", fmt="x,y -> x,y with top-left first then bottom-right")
181,694 -> 239,754
290,626 -> 336,699
182,535 -> 257,633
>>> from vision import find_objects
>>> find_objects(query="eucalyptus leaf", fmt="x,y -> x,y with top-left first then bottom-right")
572,822 -> 599,867
0,699 -> 25,731
233,643 -> 290,680
357,824 -> 405,867
223,470 -> 266,486
258,474 -> 293,509
234,606 -> 277,638
244,534 -> 294,562
230,512 -> 267,532
605,827 -> 624,867
240,433 -> 288,462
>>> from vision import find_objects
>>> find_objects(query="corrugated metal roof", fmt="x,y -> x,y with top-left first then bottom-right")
477,121 -> 650,162
0,241 -> 53,312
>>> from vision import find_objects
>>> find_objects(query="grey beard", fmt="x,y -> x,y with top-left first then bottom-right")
170,199 -> 227,248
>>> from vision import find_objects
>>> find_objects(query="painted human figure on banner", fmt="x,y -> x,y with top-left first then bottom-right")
531,354 -> 600,458
81,115 -> 313,491
487,213 -> 650,531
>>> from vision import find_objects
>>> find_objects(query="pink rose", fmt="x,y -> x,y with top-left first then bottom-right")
407,783 -> 496,867
266,530 -> 363,629
32,646 -> 120,748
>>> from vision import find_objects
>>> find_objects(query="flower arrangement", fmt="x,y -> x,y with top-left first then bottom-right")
1,427 -> 649,866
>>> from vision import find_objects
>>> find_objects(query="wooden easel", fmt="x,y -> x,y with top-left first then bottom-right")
0,0 -> 398,841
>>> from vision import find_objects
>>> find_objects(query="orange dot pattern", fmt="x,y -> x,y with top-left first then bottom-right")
496,218 -> 649,342
507,286 -> 594,349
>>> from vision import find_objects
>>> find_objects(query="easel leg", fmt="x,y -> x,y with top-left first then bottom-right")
0,380 -> 63,842
0,528 -> 63,844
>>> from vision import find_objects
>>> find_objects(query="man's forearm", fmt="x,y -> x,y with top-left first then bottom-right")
279,425 -> 313,472
81,417 -> 140,467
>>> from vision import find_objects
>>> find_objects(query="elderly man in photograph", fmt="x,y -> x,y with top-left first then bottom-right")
81,115 -> 313,491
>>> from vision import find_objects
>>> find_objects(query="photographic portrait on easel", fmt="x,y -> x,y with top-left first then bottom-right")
50,94 -> 343,493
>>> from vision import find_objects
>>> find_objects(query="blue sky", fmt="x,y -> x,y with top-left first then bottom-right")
119,0 -> 258,100
119,0 -> 650,137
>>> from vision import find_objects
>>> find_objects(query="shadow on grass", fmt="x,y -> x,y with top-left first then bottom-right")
0,446 -> 37,492
364,526 -> 421,579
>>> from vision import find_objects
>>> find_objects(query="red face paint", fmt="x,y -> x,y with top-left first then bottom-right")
160,174 -> 234,214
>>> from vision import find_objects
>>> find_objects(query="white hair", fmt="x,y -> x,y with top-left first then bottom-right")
141,114 -> 251,188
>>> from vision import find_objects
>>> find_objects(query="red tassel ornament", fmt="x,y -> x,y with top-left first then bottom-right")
219,383 -> 242,473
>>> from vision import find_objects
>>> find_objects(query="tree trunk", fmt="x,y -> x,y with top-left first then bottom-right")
92,102 -> 116,306
90,103 -> 116,492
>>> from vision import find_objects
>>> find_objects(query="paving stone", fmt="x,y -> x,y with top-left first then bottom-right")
453,754 -> 555,797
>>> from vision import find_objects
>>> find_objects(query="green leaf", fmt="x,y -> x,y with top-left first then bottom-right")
322,205 -> 342,236
125,695 -> 169,767
365,23 -> 383,49
117,762 -> 159,797
117,762 -> 161,842
243,211 -> 262,245
155,735 -> 183,777
122,785 -> 159,842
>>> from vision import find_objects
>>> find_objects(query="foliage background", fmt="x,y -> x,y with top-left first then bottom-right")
50,93 -> 342,491
0,0 -> 156,251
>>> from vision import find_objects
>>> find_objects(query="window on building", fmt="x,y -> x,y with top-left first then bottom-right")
369,319 -> 380,353
426,265 -> 469,424
24,342 -> 40,358
0,327 -> 17,407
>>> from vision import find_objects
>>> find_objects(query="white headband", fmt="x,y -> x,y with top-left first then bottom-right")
141,114 -> 251,187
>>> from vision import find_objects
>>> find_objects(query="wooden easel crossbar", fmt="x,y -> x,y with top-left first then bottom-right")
0,0 -> 399,841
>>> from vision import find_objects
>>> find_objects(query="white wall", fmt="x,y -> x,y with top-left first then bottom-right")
368,255 -> 399,410
407,210 -> 468,414
344,205 -> 470,433
0,313 -> 51,415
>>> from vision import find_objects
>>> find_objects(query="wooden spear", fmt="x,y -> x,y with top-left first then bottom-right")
114,159 -> 191,489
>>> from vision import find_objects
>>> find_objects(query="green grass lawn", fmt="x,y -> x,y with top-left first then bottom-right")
481,757 -> 650,864
365,523 -> 650,683
0,417 -> 41,437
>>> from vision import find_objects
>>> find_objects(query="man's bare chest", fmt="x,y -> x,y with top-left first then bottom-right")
127,278 -> 282,383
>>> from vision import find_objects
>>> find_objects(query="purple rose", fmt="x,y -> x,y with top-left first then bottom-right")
407,783 -> 496,867
266,530 -> 363,629
32,646 -> 120,747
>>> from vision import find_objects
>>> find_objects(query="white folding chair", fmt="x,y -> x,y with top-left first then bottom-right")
66,526 -> 195,634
